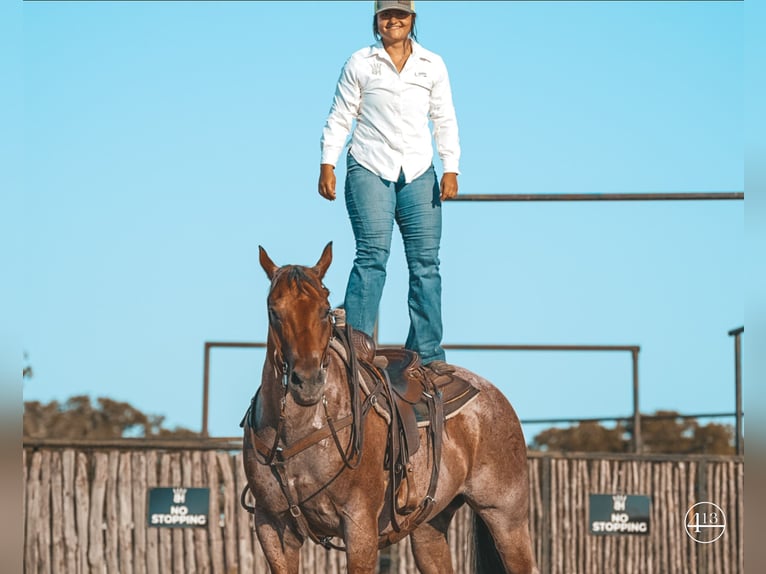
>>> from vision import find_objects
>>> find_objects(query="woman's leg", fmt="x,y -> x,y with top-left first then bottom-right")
343,154 -> 396,337
395,166 -> 445,364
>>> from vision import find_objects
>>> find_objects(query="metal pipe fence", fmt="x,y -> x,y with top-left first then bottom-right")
201,335 -> 743,454
201,192 -> 745,449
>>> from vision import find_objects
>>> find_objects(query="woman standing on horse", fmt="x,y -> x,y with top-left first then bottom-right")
318,0 -> 460,371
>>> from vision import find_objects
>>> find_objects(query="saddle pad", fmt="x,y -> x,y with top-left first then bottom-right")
414,373 -> 480,427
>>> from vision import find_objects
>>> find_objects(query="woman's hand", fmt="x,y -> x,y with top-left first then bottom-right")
440,172 -> 458,201
318,164 -> 337,201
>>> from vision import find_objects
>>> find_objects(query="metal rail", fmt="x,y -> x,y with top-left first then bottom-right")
431,342 -> 643,452
523,411 -> 741,426
449,192 -> 743,202
202,340 -> 645,451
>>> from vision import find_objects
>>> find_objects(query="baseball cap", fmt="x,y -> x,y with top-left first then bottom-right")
375,1 -> 415,15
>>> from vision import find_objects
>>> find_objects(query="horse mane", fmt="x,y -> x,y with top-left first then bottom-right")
272,265 -> 329,300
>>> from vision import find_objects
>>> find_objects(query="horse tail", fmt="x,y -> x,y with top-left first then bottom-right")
473,513 -> 507,574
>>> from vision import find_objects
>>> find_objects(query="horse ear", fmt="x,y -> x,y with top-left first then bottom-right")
259,246 -> 278,280
314,242 -> 333,279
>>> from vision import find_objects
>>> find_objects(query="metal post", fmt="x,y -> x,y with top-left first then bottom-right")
728,326 -> 744,455
632,347 -> 642,454
202,343 -> 211,437
201,342 -> 266,438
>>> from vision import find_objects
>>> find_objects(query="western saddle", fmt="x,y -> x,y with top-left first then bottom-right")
331,311 -> 479,543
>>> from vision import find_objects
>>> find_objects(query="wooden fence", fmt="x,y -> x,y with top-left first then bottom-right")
22,441 -> 743,573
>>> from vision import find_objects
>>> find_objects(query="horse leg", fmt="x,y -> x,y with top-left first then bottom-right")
472,507 -> 538,574
254,511 -> 302,574
342,509 -> 382,574
408,497 -> 463,574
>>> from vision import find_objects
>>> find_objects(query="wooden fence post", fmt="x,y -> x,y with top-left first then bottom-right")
541,455 -> 552,574
696,458 -> 708,574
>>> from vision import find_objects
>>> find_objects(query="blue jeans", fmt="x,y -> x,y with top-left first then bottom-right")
343,153 -> 445,364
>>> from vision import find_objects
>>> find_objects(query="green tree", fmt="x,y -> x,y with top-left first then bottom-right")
531,421 -> 629,453
531,411 -> 736,455
637,410 -> 699,454
23,395 -> 198,439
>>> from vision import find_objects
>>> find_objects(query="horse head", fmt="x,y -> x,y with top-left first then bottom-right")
258,242 -> 334,406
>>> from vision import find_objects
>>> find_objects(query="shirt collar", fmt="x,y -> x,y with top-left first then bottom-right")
368,40 -> 429,62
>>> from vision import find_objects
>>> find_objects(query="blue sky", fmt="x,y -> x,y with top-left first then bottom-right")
10,1 -> 744,440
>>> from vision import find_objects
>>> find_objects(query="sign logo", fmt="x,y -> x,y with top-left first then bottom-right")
589,493 -> 650,535
148,487 -> 210,528
173,488 -> 187,504
684,502 -> 726,544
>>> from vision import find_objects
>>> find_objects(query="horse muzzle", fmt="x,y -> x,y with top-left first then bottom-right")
289,367 -> 328,405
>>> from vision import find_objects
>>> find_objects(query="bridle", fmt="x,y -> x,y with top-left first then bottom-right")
266,305 -> 333,395
241,278 -> 376,550
259,307 -> 336,467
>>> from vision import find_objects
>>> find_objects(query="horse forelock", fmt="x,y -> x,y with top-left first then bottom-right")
270,265 -> 329,303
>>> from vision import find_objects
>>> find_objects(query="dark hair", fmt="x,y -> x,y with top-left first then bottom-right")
372,13 -> 418,42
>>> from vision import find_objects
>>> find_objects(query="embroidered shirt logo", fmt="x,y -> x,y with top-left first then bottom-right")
371,62 -> 382,75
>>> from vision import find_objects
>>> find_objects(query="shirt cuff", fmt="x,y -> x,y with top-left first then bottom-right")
321,147 -> 343,167
441,160 -> 460,175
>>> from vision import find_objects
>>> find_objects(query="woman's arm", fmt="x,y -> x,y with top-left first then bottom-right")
319,59 -> 362,200
429,57 -> 461,192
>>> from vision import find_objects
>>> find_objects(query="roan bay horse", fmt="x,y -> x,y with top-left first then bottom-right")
242,243 -> 538,574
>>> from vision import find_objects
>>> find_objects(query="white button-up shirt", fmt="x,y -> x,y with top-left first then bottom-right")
321,40 -> 460,183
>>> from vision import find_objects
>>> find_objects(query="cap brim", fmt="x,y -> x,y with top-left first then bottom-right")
375,7 -> 415,14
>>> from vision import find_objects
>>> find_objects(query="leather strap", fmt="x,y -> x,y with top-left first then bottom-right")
378,386 -> 444,547
241,321 -> 448,551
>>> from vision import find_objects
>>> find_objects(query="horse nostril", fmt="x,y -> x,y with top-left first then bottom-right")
290,369 -> 325,388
